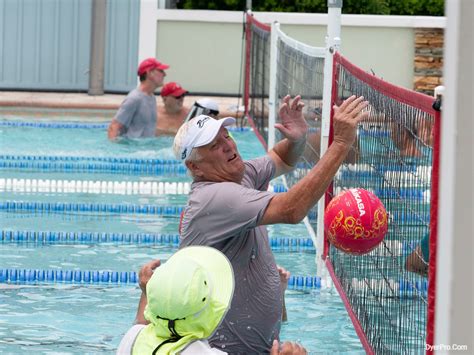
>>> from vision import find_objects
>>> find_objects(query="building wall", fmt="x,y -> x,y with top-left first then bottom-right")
414,28 -> 444,95
153,10 -> 445,95
0,3 -> 445,95
0,0 -> 139,92
0,0 -> 92,90
280,24 -> 415,88
105,0 -> 140,92
156,21 -> 244,95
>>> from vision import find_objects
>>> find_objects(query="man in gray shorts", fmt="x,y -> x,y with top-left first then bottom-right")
108,58 -> 168,140
173,95 -> 369,353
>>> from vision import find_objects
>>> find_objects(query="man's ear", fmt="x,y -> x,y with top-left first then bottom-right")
185,160 -> 203,178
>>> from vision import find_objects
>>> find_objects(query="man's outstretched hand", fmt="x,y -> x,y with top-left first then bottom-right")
275,95 -> 308,143
332,95 -> 369,148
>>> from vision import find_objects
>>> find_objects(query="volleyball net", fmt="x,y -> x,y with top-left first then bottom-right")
324,52 -> 439,354
269,22 -> 325,247
243,11 -> 440,355
244,12 -> 271,148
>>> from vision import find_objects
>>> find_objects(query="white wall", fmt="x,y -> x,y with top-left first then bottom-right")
156,20 -> 244,94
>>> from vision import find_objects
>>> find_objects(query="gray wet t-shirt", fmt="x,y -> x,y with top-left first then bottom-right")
180,156 -> 282,354
115,88 -> 157,138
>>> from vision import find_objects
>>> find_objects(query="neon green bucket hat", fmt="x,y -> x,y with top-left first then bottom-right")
133,246 -> 234,355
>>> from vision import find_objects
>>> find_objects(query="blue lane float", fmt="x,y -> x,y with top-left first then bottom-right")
0,121 -> 252,131
358,129 -> 391,138
0,201 -> 185,216
0,121 -> 110,129
272,184 -> 287,193
0,268 -> 428,296
1,230 -> 181,245
306,209 -> 429,224
0,268 -> 138,285
0,230 -> 315,252
0,161 -> 188,175
0,155 -> 188,175
0,154 -> 182,165
374,187 -> 426,200
0,200 -> 428,224
0,268 -> 321,288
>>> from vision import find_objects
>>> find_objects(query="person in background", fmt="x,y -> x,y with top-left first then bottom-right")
156,82 -> 189,135
184,98 -> 242,142
173,94 -> 368,353
184,98 -> 220,122
405,234 -> 429,277
390,115 -> 434,158
108,58 -> 168,140
116,247 -> 307,354
303,106 -> 358,165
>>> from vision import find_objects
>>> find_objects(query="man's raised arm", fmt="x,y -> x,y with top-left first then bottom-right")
262,95 -> 369,225
268,95 -> 308,177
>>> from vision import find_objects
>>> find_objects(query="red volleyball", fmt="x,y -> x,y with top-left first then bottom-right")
324,188 -> 388,255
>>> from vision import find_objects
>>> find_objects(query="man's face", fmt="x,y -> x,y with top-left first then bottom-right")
189,127 -> 245,184
148,68 -> 166,87
164,95 -> 185,111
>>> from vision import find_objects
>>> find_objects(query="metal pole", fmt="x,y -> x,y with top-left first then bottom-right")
88,0 -> 107,96
246,0 -> 252,11
436,0 -> 473,350
157,0 -> 166,9
267,22 -> 279,150
315,0 -> 342,278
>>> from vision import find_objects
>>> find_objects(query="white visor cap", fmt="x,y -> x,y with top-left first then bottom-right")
197,98 -> 219,112
179,115 -> 236,161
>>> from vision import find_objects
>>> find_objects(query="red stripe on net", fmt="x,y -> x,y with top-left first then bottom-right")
334,52 -> 436,115
426,109 -> 441,353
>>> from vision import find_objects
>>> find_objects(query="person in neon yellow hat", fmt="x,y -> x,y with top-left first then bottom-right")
117,246 -> 233,354
117,246 -> 307,355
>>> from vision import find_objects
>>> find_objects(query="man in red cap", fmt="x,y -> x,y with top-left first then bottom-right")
108,58 -> 169,140
156,82 -> 190,135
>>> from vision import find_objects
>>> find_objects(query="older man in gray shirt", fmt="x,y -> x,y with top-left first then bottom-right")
108,58 -> 168,140
173,95 -> 369,353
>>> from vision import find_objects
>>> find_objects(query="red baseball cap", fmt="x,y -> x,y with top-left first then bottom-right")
137,58 -> 169,76
160,82 -> 188,97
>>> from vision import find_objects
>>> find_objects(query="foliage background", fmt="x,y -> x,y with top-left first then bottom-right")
176,0 -> 444,16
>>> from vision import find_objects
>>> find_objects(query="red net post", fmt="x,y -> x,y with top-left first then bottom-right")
426,107 -> 441,353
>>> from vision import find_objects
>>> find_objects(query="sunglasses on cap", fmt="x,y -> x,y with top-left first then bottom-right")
195,102 -> 219,116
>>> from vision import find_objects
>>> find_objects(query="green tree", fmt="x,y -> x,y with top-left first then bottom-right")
177,0 -> 444,16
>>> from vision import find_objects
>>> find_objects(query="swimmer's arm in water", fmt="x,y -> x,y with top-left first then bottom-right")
155,127 -> 178,136
108,119 -> 125,140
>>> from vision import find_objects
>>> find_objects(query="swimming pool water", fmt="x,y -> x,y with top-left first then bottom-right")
0,115 -> 363,353
0,285 -> 364,354
0,121 -> 263,159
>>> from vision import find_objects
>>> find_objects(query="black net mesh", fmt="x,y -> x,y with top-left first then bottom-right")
245,15 -> 271,144
326,53 -> 436,354
274,32 -> 325,232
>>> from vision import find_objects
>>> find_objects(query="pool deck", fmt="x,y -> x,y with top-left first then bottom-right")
0,91 -> 244,118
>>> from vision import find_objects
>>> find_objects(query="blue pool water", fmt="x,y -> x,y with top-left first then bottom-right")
0,115 -> 363,354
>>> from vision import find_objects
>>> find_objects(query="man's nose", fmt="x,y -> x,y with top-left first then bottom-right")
224,138 -> 235,151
